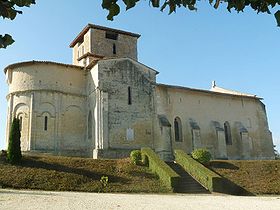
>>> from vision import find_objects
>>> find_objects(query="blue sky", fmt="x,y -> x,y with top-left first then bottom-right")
0,0 -> 279,151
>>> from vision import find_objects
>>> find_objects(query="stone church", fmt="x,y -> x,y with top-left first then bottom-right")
4,24 -> 274,160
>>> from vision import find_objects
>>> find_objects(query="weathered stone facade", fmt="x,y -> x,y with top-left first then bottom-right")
4,24 -> 275,160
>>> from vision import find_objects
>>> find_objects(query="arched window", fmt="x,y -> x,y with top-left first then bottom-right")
174,117 -> 183,142
224,121 -> 232,145
88,111 -> 92,139
113,43 -> 116,54
44,116 -> 48,131
128,86 -> 132,105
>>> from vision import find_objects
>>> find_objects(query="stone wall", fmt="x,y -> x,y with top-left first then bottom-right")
94,58 -> 157,152
91,28 -> 138,60
73,29 -> 91,66
155,85 -> 274,160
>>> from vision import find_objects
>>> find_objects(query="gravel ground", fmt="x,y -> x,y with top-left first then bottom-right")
0,189 -> 279,210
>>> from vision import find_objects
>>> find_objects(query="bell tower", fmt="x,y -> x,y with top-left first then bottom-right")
70,24 -> 140,66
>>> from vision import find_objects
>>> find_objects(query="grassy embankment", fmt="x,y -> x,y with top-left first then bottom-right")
1,152 -> 279,195
0,153 -> 170,193
209,160 -> 280,195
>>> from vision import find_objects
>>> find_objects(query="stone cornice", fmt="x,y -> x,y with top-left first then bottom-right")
7,89 -> 87,99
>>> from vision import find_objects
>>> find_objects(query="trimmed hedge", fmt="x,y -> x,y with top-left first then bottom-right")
174,150 -> 224,192
130,150 -> 142,165
191,148 -> 212,164
174,150 -> 249,195
141,147 -> 180,191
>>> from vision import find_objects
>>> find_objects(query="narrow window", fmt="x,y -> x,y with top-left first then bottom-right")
174,117 -> 183,142
88,111 -> 92,139
128,86 -> 132,105
19,116 -> 23,131
224,121 -> 232,145
44,116 -> 48,131
113,43 -> 116,55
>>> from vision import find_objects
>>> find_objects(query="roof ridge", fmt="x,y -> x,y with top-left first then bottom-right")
69,23 -> 141,48
157,83 -> 261,100
211,86 -> 257,98
4,60 -> 84,73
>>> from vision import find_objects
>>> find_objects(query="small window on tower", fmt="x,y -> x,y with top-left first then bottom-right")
105,31 -> 118,40
44,116 -> 48,131
113,43 -> 116,54
128,86 -> 132,105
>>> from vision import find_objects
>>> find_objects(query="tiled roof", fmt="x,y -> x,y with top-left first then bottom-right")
210,86 -> 257,98
77,52 -> 105,61
157,83 -> 262,100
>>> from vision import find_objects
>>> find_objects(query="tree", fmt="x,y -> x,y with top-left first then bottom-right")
7,118 -> 22,164
102,0 -> 280,26
1,1 -> 280,49
0,0 -> 35,48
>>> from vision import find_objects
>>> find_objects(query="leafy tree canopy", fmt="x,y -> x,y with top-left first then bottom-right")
102,0 -> 280,26
0,0 -> 35,48
1,0 -> 280,48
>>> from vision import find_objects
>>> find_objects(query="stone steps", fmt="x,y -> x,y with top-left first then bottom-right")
166,161 -> 210,194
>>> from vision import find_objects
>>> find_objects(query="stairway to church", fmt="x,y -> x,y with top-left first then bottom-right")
166,162 -> 210,194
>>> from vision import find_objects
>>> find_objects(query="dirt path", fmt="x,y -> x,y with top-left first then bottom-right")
0,189 -> 279,210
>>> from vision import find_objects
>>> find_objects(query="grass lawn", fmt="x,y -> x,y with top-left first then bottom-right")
209,160 -> 280,195
0,153 -> 170,193
1,152 -> 279,195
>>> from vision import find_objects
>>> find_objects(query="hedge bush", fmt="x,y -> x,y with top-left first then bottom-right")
141,147 -> 180,191
191,148 -> 212,164
130,150 -> 142,165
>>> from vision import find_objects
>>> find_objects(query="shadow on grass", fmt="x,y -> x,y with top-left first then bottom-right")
220,178 -> 255,196
210,170 -> 255,196
206,162 -> 254,196
20,157 -> 128,184
209,161 -> 239,170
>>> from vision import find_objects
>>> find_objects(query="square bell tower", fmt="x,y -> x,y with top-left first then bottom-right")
70,24 -> 140,66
